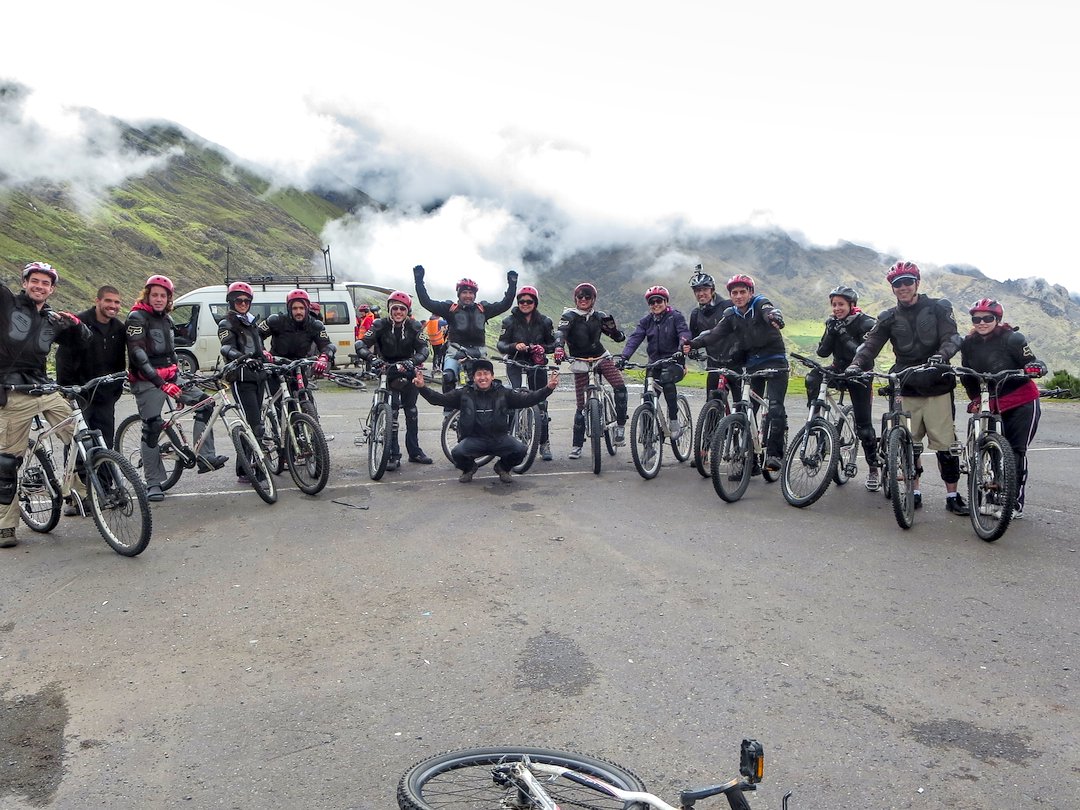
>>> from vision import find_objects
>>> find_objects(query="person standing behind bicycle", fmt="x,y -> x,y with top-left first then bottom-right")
684,274 -> 788,472
259,289 -> 334,417
809,285 -> 880,491
687,266 -> 741,402
959,298 -> 1046,519
616,286 -> 691,441
218,281 -> 272,484
496,285 -> 556,461
355,291 -> 432,470
127,275 -> 226,503
845,261 -> 968,516
425,315 -> 449,372
1,262 -> 90,549
412,264 -> 517,399
553,282 -> 628,457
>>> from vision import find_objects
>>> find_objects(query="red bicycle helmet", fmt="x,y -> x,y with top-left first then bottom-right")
23,261 -> 59,284
456,278 -> 479,293
573,282 -> 598,300
145,274 -> 175,294
645,285 -> 670,302
286,289 -> 311,307
725,274 -> 755,293
226,281 -> 254,304
968,298 -> 1003,319
886,261 -> 921,284
387,290 -> 413,312
517,285 -> 539,302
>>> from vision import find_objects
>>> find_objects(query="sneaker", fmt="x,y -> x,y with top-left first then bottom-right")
669,419 -> 683,441
568,446 -> 582,459
197,454 -> 228,474
493,461 -> 514,484
913,492 -> 922,509
864,467 -> 881,492
63,497 -> 82,517
613,426 -> 626,446
946,493 -> 970,516
147,484 -> 165,502
385,457 -> 401,472
1013,505 -> 1024,520
0,527 -> 17,549
540,442 -> 552,461
764,455 -> 782,473
458,464 -> 477,483
408,453 -> 434,464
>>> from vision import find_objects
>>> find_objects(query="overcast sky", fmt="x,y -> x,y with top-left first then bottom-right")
3,0 -> 1078,297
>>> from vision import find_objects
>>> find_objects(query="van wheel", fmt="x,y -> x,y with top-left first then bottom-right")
176,351 -> 198,375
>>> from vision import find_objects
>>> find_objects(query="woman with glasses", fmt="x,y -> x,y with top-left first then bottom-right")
219,281 -> 272,483
496,285 -> 557,461
552,282 -> 628,458
617,286 -> 691,440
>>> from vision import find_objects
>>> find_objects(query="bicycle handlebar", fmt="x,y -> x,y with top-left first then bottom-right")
4,371 -> 128,398
622,352 -> 685,371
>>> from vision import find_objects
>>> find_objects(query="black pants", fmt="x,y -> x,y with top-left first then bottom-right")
451,434 -> 526,471
232,379 -> 266,475
749,364 -> 789,458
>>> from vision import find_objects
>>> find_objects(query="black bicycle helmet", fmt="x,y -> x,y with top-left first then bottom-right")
828,285 -> 858,305
688,267 -> 715,289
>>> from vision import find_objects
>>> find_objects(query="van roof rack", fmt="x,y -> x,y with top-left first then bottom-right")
223,245 -> 339,289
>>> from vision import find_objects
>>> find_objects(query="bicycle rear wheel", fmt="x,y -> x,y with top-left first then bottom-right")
671,395 -> 693,462
832,405 -> 859,485
588,398 -> 603,474
19,442 -> 62,533
711,414 -> 753,502
285,413 -> 330,495
370,403 -> 392,480
887,427 -> 916,529
115,413 -> 186,491
398,746 -> 648,810
510,405 -> 540,474
86,449 -> 152,556
630,404 -> 663,479
262,409 -> 287,475
781,418 -> 839,508
231,425 -> 277,504
693,399 -> 726,478
969,433 -> 1017,542
603,393 -> 618,456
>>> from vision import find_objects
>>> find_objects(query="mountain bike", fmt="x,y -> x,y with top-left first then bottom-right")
952,366 -> 1036,542
624,353 -> 693,479
709,367 -> 787,502
9,372 -> 152,556
261,357 -> 331,495
397,738 -> 792,810
354,363 -> 399,481
692,366 -> 733,478
561,355 -> 620,475
780,353 -> 862,507
115,359 -> 277,504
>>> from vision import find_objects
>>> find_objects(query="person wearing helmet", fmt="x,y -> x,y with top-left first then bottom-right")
127,275 -> 226,502
1,262 -> 91,547
685,273 -> 789,471
412,264 -> 517,399
355,291 -> 432,468
959,299 -> 1046,518
617,285 -> 692,440
846,261 -> 968,515
413,359 -> 558,483
219,281 -> 272,483
553,282 -> 629,455
496,285 -> 557,460
259,289 -> 335,419
808,285 -> 881,490
687,265 -> 739,403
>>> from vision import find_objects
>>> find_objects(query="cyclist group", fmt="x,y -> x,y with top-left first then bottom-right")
1,256 -> 1047,548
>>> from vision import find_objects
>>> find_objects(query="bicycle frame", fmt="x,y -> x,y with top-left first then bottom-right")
566,355 -> 618,438
714,366 -> 775,458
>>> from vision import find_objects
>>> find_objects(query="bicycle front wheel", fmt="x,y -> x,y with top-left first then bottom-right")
19,442 -> 62,533
285,413 -> 330,495
231,425 -> 278,504
630,404 -> 663,479
588,398 -> 603,474
781,418 -> 839,508
832,405 -> 859,486
115,413 -> 185,491
670,395 -> 693,462
603,394 -> 618,456
969,433 -> 1017,542
887,427 -> 916,529
370,403 -> 392,480
711,414 -> 753,502
86,449 -> 152,556
693,399 -> 726,478
511,405 -> 540,474
398,746 -> 648,810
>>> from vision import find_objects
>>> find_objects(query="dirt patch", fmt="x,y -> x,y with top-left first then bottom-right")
0,682 -> 69,806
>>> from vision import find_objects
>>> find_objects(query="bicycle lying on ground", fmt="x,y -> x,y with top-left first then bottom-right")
708,367 -> 787,502
397,738 -> 791,810
115,359 -> 277,504
560,355 -> 620,475
260,358 -> 331,495
624,353 -> 693,479
10,372 -> 152,556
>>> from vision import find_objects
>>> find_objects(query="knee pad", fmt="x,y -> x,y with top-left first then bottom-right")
0,452 -> 22,506
614,387 -> 628,415
142,416 -> 165,447
857,425 -> 877,445
937,450 -> 960,484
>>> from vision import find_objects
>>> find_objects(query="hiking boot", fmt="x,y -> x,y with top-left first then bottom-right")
568,446 -> 582,460
385,456 -> 401,472
197,454 -> 228,474
540,442 -> 552,461
946,493 -> 969,516
408,453 -> 433,464
147,484 -> 165,502
613,426 -> 626,446
764,455 -> 782,473
0,527 -> 17,549
864,467 -> 881,492
458,464 -> 477,483
493,462 -> 514,484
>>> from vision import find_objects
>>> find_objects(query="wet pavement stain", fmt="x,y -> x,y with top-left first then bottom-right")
909,718 -> 1038,765
516,630 -> 598,696
0,682 -> 69,806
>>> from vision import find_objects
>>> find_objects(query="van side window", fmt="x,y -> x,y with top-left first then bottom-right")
210,303 -> 230,322
172,304 -> 199,345
320,301 -> 347,325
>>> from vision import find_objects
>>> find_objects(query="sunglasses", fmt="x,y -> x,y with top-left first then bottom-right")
390,305 -> 408,313
648,297 -> 667,305
575,293 -> 594,301
971,314 -> 997,324
517,298 -> 536,306
891,278 -> 917,288
233,297 -> 252,305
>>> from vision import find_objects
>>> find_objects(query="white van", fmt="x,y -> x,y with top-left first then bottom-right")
171,278 -> 358,373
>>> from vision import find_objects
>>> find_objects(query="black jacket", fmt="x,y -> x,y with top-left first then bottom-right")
56,306 -> 126,400
417,380 -> 552,438
260,313 -> 334,360
496,307 -> 556,363
960,327 -> 1038,401
219,310 -> 267,382
356,317 -> 430,364
1,284 -> 90,385
816,310 -> 877,369
125,304 -> 177,386
689,295 -> 785,370
554,309 -> 625,358
413,276 -> 516,347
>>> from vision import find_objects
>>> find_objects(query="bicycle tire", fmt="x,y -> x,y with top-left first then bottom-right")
86,449 -> 152,556
780,418 -> 839,508
285,413 -> 331,495
603,393 -> 617,456
262,408 -> 287,475
670,395 -> 693,462
832,405 -> 859,486
300,398 -> 319,421
398,746 -> 648,810
115,413 -> 186,491
18,442 -> 62,533
711,413 -> 752,502
969,433 -> 1017,542
231,424 -> 277,504
630,404 -> 663,479
369,403 -> 392,481
887,427 -> 916,529
511,405 -> 540,474
693,399 -> 726,478
588,398 -> 603,474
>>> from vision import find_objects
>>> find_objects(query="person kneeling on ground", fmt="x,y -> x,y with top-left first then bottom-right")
413,359 -> 558,483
